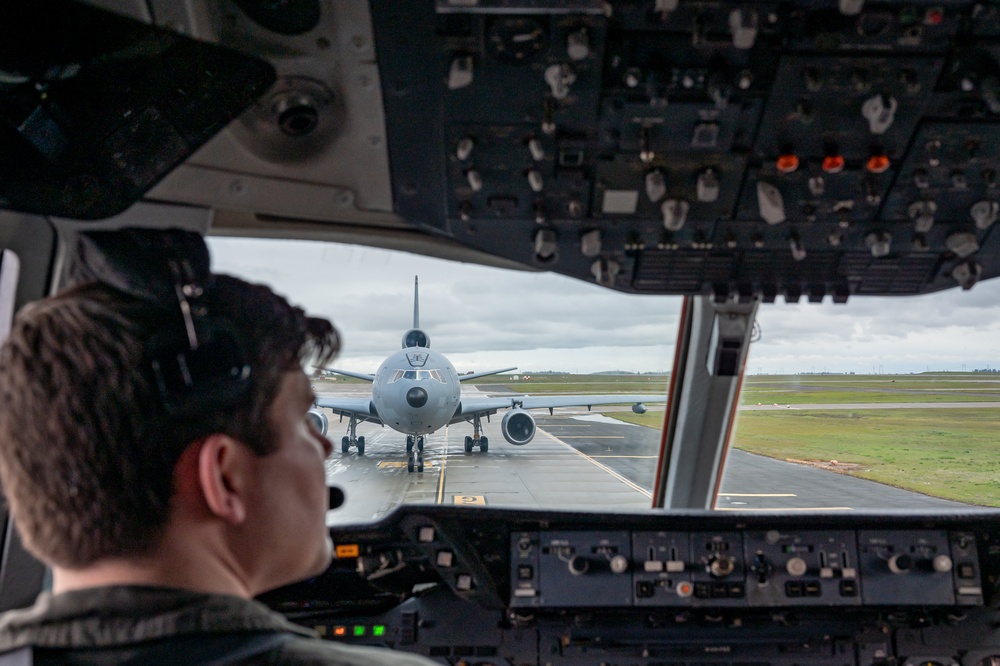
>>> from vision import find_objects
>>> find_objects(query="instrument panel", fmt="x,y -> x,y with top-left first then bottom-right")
371,0 -> 1000,299
261,506 -> 1000,664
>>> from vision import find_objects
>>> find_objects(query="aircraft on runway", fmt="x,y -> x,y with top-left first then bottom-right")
307,277 -> 665,473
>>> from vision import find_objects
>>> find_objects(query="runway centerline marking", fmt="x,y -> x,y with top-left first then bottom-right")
556,436 -> 625,439
436,427 -> 449,504
590,455 -> 657,459
542,431 -> 652,499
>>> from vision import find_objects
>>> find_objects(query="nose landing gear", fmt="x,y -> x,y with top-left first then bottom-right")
464,416 -> 489,453
406,435 -> 426,473
341,415 -> 365,455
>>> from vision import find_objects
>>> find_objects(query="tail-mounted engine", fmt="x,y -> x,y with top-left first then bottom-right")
501,409 -> 535,446
402,328 -> 430,348
306,407 -> 329,436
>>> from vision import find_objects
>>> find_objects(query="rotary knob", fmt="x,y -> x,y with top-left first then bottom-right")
786,556 -> 808,577
610,555 -> 629,574
568,556 -> 590,576
888,553 -> 913,574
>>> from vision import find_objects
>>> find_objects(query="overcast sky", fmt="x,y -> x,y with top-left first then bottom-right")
207,237 -> 1000,376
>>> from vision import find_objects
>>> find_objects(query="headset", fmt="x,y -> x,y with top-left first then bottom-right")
69,228 -> 251,418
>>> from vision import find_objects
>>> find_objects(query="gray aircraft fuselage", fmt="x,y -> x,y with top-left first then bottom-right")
372,346 -> 461,438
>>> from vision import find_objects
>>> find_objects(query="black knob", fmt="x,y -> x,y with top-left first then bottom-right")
568,556 -> 590,576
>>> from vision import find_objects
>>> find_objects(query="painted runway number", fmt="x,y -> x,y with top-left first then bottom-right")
453,495 -> 486,505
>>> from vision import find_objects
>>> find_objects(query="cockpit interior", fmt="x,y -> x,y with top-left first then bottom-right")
1,1 -> 999,663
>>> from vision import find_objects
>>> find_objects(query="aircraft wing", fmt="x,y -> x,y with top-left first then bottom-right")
314,396 -> 383,426
453,394 -> 666,419
458,367 -> 518,382
316,368 -> 376,382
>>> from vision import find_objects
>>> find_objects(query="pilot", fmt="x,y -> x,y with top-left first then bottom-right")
0,231 -> 435,664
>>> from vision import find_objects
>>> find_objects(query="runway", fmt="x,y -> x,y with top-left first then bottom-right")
321,388 -> 970,525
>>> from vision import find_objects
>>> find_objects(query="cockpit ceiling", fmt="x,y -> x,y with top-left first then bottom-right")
11,1 -> 1000,299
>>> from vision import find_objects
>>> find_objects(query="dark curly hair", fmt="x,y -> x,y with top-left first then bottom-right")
0,275 -> 339,568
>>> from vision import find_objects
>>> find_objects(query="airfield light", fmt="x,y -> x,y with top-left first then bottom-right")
333,626 -> 346,637
373,625 -> 387,637
354,625 -> 366,637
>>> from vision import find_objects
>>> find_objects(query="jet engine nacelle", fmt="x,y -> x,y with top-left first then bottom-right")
306,407 -> 329,436
402,328 -> 430,349
632,402 -> 647,415
501,409 -> 535,445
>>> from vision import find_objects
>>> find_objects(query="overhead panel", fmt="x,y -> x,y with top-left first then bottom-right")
372,0 -> 1000,299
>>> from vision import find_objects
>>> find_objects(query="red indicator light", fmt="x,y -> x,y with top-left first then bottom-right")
866,155 -> 890,173
925,7 -> 944,25
776,154 -> 799,173
822,155 -> 845,173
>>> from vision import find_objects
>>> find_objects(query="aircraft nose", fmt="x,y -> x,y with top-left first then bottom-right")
406,386 -> 428,408
406,386 -> 427,409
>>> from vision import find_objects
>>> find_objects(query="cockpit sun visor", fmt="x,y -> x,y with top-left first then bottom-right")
0,2 -> 275,220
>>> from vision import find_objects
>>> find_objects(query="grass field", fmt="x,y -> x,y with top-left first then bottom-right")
482,373 -> 1000,404
610,408 -> 1000,507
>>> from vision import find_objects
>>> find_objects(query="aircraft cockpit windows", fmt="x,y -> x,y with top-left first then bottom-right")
389,369 -> 444,383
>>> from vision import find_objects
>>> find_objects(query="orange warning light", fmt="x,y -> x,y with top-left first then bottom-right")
866,155 -> 890,173
776,154 -> 799,173
333,626 -> 347,637
335,544 -> 360,558
822,155 -> 845,173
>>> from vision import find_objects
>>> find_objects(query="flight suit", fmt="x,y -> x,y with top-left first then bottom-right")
0,585 -> 436,665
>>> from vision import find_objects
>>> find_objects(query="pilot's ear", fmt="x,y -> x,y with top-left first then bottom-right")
196,434 -> 249,525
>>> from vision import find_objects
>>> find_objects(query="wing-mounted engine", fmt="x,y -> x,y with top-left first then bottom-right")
501,409 -> 535,446
402,328 -> 430,348
306,407 -> 329,436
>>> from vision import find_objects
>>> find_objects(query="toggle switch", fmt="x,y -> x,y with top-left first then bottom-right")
661,199 -> 689,231
757,182 -> 786,224
697,169 -> 720,202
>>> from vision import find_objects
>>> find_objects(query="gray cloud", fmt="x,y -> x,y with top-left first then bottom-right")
208,237 -> 1000,375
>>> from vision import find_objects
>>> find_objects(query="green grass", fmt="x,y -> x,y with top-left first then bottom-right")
483,373 -> 1000,403
607,409 -> 1000,507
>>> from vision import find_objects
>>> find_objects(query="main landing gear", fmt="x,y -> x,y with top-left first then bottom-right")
340,415 -> 365,455
406,435 -> 425,473
464,415 -> 489,453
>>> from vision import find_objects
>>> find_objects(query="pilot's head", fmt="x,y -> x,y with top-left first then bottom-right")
0,272 -> 340,595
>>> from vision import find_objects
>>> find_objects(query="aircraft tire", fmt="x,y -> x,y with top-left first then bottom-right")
357,436 -> 365,456
407,455 -> 414,473
417,437 -> 424,452
464,436 -> 472,453
480,436 -> 489,453
341,436 -> 350,454
417,456 -> 424,473
406,436 -> 413,452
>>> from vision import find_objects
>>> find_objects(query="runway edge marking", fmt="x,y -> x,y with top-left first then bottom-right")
542,431 -> 652,499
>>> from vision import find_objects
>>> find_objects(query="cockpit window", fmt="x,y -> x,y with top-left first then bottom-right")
209,237 -> 997,523
389,369 -> 444,383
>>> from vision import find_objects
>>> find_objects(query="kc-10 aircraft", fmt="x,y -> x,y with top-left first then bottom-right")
308,277 -> 664,472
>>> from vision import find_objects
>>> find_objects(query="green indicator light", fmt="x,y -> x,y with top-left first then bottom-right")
353,626 -> 366,637
373,625 -> 386,637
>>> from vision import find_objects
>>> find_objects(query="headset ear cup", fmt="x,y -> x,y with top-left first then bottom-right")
148,320 -> 251,417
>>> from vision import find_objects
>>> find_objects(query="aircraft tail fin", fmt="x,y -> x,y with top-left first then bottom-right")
413,276 -> 419,329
